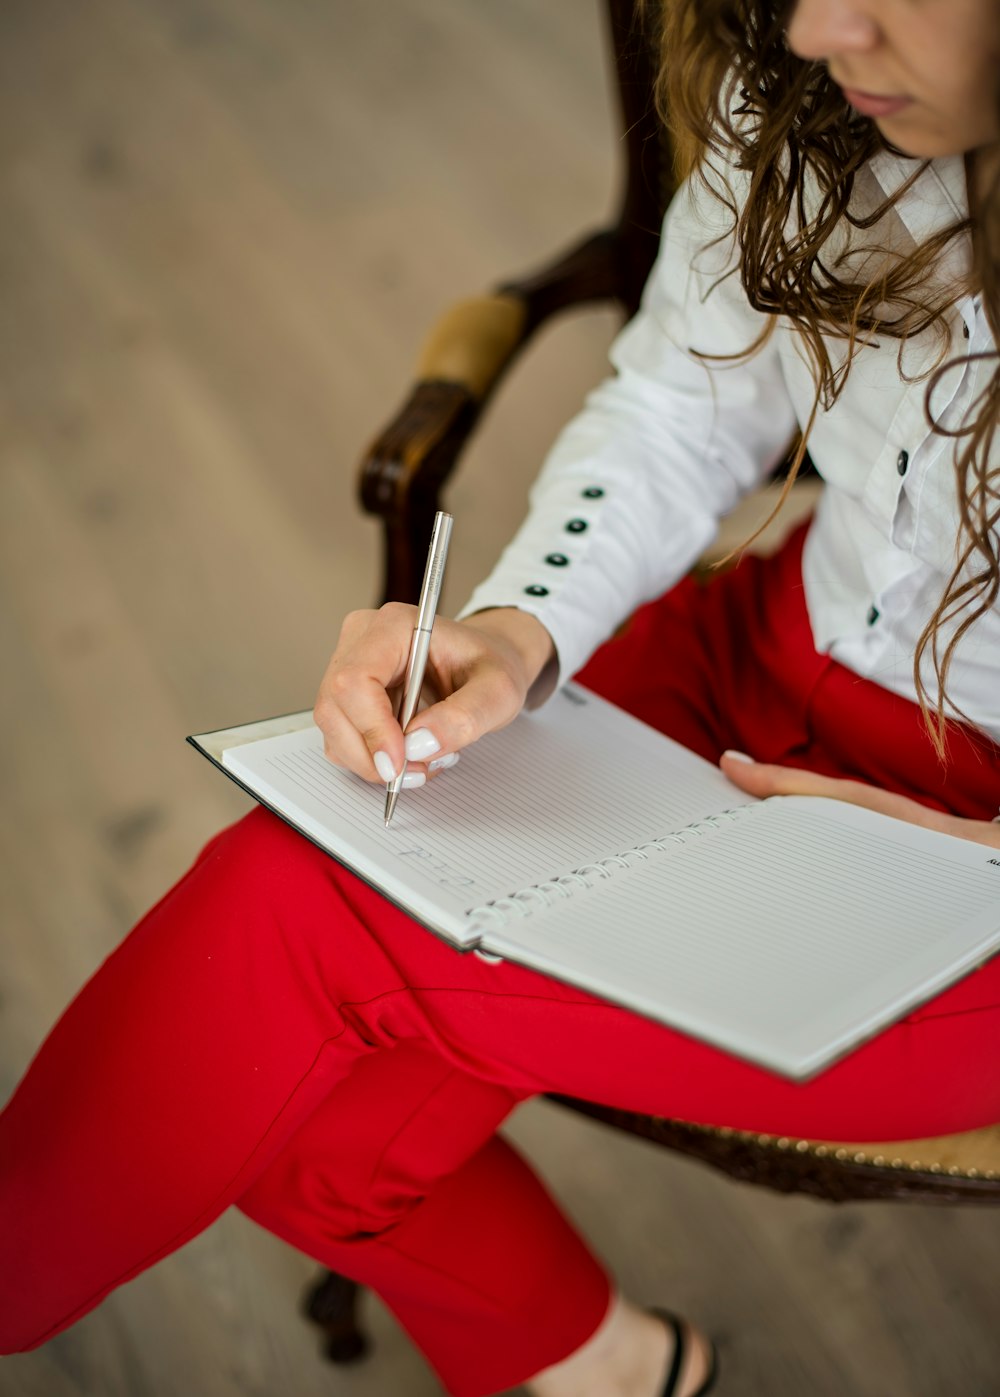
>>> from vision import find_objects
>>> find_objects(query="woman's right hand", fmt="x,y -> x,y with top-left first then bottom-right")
313,605 -> 556,788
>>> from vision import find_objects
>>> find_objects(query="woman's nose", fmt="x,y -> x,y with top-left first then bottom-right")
785,0 -> 881,63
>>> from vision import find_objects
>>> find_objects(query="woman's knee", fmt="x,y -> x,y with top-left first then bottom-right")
198,806 -> 324,887
186,807 -> 360,960
237,1148 -> 411,1244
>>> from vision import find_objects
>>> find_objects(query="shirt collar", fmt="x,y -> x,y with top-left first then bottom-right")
866,148 -> 968,241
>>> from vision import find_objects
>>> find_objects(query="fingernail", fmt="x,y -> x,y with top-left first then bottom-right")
723,750 -> 754,764
373,750 -> 397,782
405,728 -> 440,762
401,770 -> 426,789
428,752 -> 460,773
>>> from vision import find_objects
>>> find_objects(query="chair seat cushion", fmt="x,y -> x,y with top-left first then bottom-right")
806,1122 -> 1000,1177
550,1098 -> 1000,1202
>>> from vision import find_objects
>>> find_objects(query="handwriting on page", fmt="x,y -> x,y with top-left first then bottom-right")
395,846 -> 476,891
258,747 -> 489,901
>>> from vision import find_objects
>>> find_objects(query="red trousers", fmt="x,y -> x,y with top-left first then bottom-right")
2,526 -> 999,1396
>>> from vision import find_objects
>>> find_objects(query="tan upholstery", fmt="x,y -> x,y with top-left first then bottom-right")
414,293 -> 528,400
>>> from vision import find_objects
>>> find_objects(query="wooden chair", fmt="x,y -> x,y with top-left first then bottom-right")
303,0 -> 1000,1365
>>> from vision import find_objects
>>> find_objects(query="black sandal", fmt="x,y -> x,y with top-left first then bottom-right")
653,1309 -> 719,1397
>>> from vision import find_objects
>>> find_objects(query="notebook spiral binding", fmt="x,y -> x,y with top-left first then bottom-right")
466,806 -> 752,934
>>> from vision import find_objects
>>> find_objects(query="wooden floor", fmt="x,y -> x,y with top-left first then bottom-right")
0,1 -> 996,1393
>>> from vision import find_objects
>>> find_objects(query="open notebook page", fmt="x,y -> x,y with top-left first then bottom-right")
215,683 -> 746,946
483,796 -> 1000,1078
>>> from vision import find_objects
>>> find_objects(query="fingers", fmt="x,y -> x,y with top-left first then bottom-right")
718,750 -> 956,835
313,606 -> 530,785
720,750 -> 849,802
313,605 -> 414,781
390,658 -> 530,791
316,667 -> 405,780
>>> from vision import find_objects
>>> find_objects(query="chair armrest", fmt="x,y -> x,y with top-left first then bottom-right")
358,229 -> 626,604
358,293 -> 527,605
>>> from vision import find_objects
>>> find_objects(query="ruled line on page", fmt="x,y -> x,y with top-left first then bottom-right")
487,799 -> 1000,1052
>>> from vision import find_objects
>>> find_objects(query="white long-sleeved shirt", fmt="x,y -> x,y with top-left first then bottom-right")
459,149 -> 1000,744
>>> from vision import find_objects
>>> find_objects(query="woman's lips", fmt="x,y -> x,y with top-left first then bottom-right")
840,87 -> 912,118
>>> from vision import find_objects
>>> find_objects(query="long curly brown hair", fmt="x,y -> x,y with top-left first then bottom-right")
650,0 -> 1000,755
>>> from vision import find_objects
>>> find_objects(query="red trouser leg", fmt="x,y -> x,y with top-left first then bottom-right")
238,1044 -> 610,1396
0,807 -> 612,1396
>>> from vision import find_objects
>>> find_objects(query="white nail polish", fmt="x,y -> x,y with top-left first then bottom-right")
723,749 -> 754,764
401,771 -> 426,789
373,750 -> 397,783
428,752 -> 460,773
405,728 -> 440,762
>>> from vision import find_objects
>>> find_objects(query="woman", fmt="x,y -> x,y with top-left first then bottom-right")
2,1 -> 999,1395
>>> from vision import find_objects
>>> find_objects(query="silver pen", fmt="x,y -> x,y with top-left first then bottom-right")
384,510 -> 454,827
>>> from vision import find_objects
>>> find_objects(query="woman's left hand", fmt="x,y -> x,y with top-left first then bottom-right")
719,750 -> 1000,850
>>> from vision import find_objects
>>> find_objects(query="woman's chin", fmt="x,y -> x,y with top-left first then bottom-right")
874,112 -> 993,162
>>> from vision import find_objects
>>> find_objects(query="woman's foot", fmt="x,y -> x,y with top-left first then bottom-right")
525,1293 -> 715,1397
652,1309 -> 716,1397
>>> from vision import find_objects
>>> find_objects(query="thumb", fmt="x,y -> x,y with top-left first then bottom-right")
400,667 -> 525,764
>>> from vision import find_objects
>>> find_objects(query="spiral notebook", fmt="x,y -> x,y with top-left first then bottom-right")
189,684 -> 1000,1079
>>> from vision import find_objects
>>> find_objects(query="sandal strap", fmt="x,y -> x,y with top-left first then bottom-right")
659,1311 -> 685,1396
653,1308 -> 719,1397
